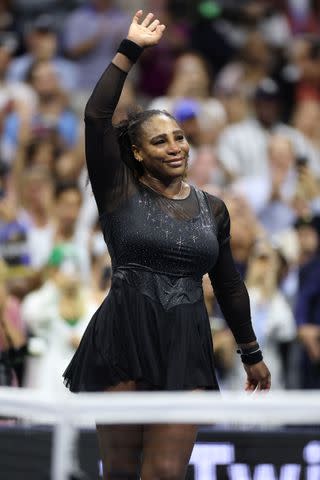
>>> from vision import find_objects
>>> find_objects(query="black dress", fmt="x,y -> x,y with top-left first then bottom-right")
63,62 -> 256,392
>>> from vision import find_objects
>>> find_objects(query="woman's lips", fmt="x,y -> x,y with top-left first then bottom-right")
164,157 -> 186,167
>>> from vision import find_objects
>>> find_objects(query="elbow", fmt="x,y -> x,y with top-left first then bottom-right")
84,100 -> 112,125
210,271 -> 244,296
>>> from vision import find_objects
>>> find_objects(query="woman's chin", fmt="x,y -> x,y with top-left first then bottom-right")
162,161 -> 187,177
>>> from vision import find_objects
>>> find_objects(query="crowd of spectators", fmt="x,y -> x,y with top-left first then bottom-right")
0,0 -> 320,393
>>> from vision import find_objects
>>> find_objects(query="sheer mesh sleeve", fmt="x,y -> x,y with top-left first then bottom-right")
84,62 -> 133,215
207,195 -> 231,247
206,194 -> 256,344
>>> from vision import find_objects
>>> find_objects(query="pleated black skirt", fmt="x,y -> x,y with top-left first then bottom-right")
63,276 -> 219,392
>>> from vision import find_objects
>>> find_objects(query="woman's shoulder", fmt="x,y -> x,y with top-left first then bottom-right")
196,188 -> 231,241
198,187 -> 228,217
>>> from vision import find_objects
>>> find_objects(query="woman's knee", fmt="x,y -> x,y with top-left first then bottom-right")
143,456 -> 187,479
97,422 -> 143,479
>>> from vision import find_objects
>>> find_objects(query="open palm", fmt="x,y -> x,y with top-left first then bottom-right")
127,10 -> 166,48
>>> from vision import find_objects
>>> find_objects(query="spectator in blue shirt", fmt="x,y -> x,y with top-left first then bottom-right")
295,216 -> 320,388
2,58 -> 79,161
7,14 -> 78,92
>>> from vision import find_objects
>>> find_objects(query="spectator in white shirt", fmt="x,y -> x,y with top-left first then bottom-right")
231,134 -> 320,236
26,181 -> 90,280
218,77 -> 314,182
22,243 -> 97,394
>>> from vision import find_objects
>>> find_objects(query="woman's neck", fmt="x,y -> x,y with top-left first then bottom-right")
139,173 -> 189,199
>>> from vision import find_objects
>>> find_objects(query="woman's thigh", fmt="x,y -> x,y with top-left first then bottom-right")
141,423 -> 198,480
96,380 -> 144,479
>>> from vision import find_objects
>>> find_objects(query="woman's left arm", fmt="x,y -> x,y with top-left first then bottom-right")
208,201 -> 271,391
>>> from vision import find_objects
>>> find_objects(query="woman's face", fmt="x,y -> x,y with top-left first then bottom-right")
133,114 -> 190,180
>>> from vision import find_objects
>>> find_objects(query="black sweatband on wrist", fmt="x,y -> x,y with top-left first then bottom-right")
117,39 -> 143,63
237,343 -> 260,355
239,350 -> 263,365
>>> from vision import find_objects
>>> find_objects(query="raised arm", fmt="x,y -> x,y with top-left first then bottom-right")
84,11 -> 166,214
208,197 -> 271,391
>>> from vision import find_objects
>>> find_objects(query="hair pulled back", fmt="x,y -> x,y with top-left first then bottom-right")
115,108 -> 176,178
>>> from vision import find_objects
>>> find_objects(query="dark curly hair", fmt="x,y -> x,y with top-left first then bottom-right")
114,108 -> 176,178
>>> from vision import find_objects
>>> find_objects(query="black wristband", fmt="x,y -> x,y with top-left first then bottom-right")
117,39 -> 143,63
237,343 -> 260,355
239,350 -> 263,365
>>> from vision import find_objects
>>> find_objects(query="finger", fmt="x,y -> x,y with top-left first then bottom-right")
148,18 -> 160,31
141,12 -> 154,27
260,377 -> 271,391
245,380 -> 257,392
245,385 -> 256,392
156,24 -> 166,34
132,10 -> 143,24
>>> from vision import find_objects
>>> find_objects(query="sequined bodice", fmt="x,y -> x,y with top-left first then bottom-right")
99,185 -> 219,309
101,185 -> 219,278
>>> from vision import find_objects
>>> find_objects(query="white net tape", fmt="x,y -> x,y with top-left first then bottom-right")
1,388 -> 320,425
0,388 -> 320,479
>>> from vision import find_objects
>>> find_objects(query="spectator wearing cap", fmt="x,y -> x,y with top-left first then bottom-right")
173,98 -> 201,148
7,14 -> 78,91
63,0 -> 130,90
217,77 -> 314,182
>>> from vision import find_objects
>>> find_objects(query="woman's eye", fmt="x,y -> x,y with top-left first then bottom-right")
154,139 -> 165,144
176,135 -> 185,141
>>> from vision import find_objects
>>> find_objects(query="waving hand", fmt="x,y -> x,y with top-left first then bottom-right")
127,10 -> 166,48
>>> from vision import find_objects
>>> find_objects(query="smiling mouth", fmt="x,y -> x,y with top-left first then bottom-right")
164,157 -> 186,164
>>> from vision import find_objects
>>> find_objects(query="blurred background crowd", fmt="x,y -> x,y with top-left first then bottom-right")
0,0 -> 320,394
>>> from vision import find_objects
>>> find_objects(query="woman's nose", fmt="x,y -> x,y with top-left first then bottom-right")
167,142 -> 181,154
